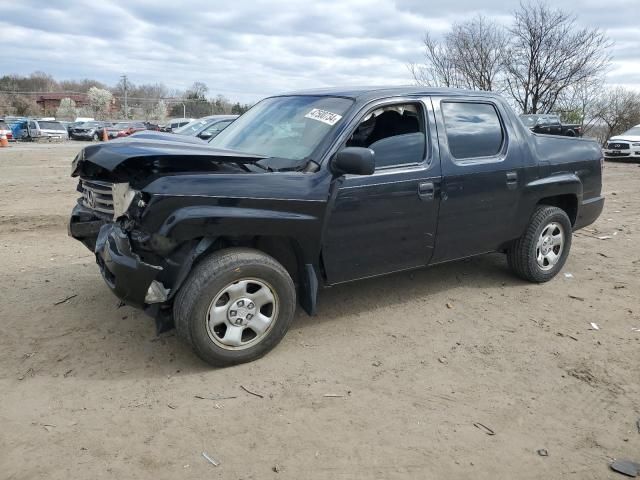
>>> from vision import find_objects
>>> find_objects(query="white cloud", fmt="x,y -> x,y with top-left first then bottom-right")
0,0 -> 638,102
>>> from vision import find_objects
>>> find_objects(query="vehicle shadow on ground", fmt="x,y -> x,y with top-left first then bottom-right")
296,252 -> 527,328
18,252 -> 527,379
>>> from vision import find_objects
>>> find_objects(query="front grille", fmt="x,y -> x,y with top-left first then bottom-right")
607,142 -> 629,150
605,151 -> 630,157
80,179 -> 114,215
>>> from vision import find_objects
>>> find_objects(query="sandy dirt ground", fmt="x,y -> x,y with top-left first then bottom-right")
0,142 -> 638,480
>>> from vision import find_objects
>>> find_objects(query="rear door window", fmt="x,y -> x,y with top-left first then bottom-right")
441,102 -> 504,160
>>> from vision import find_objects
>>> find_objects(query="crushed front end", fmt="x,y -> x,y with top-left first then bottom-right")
69,175 -> 167,309
67,140 -> 270,330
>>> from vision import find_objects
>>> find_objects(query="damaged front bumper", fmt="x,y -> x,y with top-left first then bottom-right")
94,223 -> 166,308
68,203 -> 109,251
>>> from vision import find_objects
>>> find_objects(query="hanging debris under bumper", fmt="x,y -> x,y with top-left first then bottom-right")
94,223 -> 166,308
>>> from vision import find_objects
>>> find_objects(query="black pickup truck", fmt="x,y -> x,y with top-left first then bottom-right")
520,114 -> 582,137
69,87 -> 604,366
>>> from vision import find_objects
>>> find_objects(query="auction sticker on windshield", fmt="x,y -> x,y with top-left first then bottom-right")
304,109 -> 343,126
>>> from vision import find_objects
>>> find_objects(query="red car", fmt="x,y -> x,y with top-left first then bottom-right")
0,120 -> 14,140
115,122 -> 148,138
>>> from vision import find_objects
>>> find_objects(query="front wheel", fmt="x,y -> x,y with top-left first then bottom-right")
174,248 -> 296,367
507,205 -> 572,283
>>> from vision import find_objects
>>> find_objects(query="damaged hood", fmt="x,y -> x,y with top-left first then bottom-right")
71,137 -> 267,177
127,130 -> 207,144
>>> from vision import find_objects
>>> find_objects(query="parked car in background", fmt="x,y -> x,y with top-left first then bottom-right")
115,122 -> 148,138
520,114 -> 581,137
96,122 -> 133,140
36,120 -> 69,140
66,121 -> 86,134
69,121 -> 110,141
69,86 -> 604,366
159,118 -> 193,132
603,124 -> 640,161
0,120 -> 14,140
173,115 -> 238,140
12,119 -> 69,140
4,118 -> 28,139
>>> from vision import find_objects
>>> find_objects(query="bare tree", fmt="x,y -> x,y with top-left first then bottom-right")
448,15 -> 506,91
186,82 -> 209,101
409,33 -> 461,88
410,16 -> 506,91
554,77 -> 604,133
592,87 -> 640,143
504,2 -> 612,114
56,98 -> 78,120
11,95 -> 41,116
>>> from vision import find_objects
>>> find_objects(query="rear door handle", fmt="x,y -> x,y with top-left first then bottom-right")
506,171 -> 518,189
418,181 -> 435,201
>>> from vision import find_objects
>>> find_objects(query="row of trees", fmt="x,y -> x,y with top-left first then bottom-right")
0,72 -> 252,121
409,2 -> 640,142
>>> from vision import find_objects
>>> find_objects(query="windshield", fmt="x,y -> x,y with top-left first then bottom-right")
209,96 -> 354,160
175,119 -> 209,135
622,126 -> 640,136
113,123 -> 131,129
38,121 -> 65,131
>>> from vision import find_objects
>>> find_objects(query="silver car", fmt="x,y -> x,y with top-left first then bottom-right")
20,120 -> 69,140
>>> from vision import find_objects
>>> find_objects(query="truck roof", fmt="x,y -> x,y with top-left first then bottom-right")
278,85 -> 499,102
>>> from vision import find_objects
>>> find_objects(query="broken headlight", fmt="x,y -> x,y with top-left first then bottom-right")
111,183 -> 139,220
70,149 -> 85,176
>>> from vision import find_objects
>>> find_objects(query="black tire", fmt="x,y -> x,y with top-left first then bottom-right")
174,247 -> 296,367
507,205 -> 572,283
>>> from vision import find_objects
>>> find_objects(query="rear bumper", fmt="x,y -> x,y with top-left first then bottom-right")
574,196 -> 604,230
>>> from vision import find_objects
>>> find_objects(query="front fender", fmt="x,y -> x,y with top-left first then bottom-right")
157,205 -> 320,242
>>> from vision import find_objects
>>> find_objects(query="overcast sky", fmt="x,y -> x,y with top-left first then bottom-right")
1,0 -> 638,103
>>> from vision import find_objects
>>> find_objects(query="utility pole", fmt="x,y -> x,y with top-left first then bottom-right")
121,74 -> 128,119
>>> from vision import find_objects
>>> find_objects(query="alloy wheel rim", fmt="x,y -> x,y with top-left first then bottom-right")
536,222 -> 564,271
205,278 -> 278,350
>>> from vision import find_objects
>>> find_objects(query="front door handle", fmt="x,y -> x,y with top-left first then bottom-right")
506,171 -> 518,189
418,181 -> 435,201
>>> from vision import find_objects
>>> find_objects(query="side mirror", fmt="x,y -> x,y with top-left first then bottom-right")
198,131 -> 213,140
331,147 -> 375,176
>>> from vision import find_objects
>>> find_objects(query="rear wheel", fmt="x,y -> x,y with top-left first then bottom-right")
174,248 -> 296,366
507,205 -> 572,282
